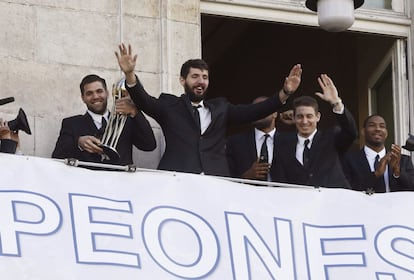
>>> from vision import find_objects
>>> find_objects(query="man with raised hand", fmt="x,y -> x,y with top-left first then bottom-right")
115,43 -> 301,176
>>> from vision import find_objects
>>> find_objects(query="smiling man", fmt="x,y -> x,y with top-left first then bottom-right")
115,43 -> 302,176
273,74 -> 357,188
52,74 -> 156,166
342,115 -> 414,193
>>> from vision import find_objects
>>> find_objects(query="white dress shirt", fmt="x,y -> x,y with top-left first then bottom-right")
254,128 -> 276,164
364,145 -> 389,192
191,100 -> 211,134
296,130 -> 317,165
87,109 -> 109,129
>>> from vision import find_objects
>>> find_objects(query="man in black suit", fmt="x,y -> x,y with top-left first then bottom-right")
52,74 -> 156,166
226,96 -> 279,180
342,115 -> 414,193
273,74 -> 357,188
115,43 -> 302,176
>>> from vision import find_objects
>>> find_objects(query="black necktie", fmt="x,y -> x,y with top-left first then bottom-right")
101,117 -> 107,130
192,105 -> 201,129
96,116 -> 107,138
374,154 -> 386,192
303,139 -> 310,169
259,134 -> 270,163
374,154 -> 380,171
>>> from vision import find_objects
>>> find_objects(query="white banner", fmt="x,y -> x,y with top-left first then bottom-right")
1,153 -> 414,279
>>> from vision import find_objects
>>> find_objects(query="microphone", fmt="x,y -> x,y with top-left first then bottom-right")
0,97 -> 15,106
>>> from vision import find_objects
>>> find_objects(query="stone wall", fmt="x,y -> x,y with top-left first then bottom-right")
0,0 -> 200,169
411,0 -> 414,131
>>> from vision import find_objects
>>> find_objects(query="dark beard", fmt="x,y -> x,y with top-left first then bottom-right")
253,117 -> 273,130
87,101 -> 108,115
366,139 -> 384,148
184,83 -> 206,103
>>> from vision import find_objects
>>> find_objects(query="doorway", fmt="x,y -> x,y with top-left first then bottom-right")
201,14 -> 397,144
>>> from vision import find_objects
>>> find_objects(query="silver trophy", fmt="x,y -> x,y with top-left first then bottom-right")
99,77 -> 128,161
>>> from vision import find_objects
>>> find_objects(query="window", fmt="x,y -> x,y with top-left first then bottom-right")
364,0 -> 392,9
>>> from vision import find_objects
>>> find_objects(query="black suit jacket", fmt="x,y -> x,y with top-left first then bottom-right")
127,80 -> 286,176
273,108 -> 357,188
226,129 -> 279,179
342,148 -> 414,192
52,111 -> 156,165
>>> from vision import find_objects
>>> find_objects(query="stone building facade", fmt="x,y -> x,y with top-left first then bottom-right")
0,0 -> 412,168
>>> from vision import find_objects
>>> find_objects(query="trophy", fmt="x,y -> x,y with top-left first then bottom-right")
99,77 -> 128,161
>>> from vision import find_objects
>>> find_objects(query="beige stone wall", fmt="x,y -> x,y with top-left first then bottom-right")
411,0 -> 414,130
4,0 -> 411,168
0,0 -> 201,169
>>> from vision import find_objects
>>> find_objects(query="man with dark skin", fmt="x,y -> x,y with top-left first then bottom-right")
342,114 -> 414,192
227,96 -> 278,180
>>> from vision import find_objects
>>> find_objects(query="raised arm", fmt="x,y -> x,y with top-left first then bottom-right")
115,43 -> 163,121
115,43 -> 138,85
315,74 -> 357,151
278,64 -> 302,103
314,74 -> 344,112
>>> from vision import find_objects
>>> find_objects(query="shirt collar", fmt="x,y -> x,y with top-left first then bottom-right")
297,129 -> 317,145
191,100 -> 205,108
364,145 -> 386,159
255,127 -> 276,140
87,109 -> 109,123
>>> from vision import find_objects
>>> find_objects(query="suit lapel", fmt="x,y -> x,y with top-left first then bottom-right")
289,134 -> 303,168
269,132 -> 279,172
360,149 -> 372,174
203,100 -> 219,134
248,130 -> 258,163
307,131 -> 322,169
181,94 -> 200,129
84,112 -> 99,135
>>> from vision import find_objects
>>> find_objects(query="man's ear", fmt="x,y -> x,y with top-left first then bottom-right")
179,76 -> 185,86
316,112 -> 321,122
80,94 -> 86,104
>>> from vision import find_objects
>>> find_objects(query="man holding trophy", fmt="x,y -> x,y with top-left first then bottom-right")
52,74 -> 156,166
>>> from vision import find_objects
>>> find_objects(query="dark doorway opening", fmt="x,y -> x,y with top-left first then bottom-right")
201,14 -> 395,137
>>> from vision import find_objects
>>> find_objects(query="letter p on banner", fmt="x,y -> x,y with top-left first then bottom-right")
0,191 -> 62,256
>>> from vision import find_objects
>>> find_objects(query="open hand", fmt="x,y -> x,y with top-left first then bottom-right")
374,154 -> 390,177
315,74 -> 341,105
283,64 -> 302,94
115,43 -> 138,85
389,144 -> 401,176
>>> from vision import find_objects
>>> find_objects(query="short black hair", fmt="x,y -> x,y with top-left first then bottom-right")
293,96 -> 319,114
80,74 -> 107,94
363,114 -> 385,128
180,59 -> 209,79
